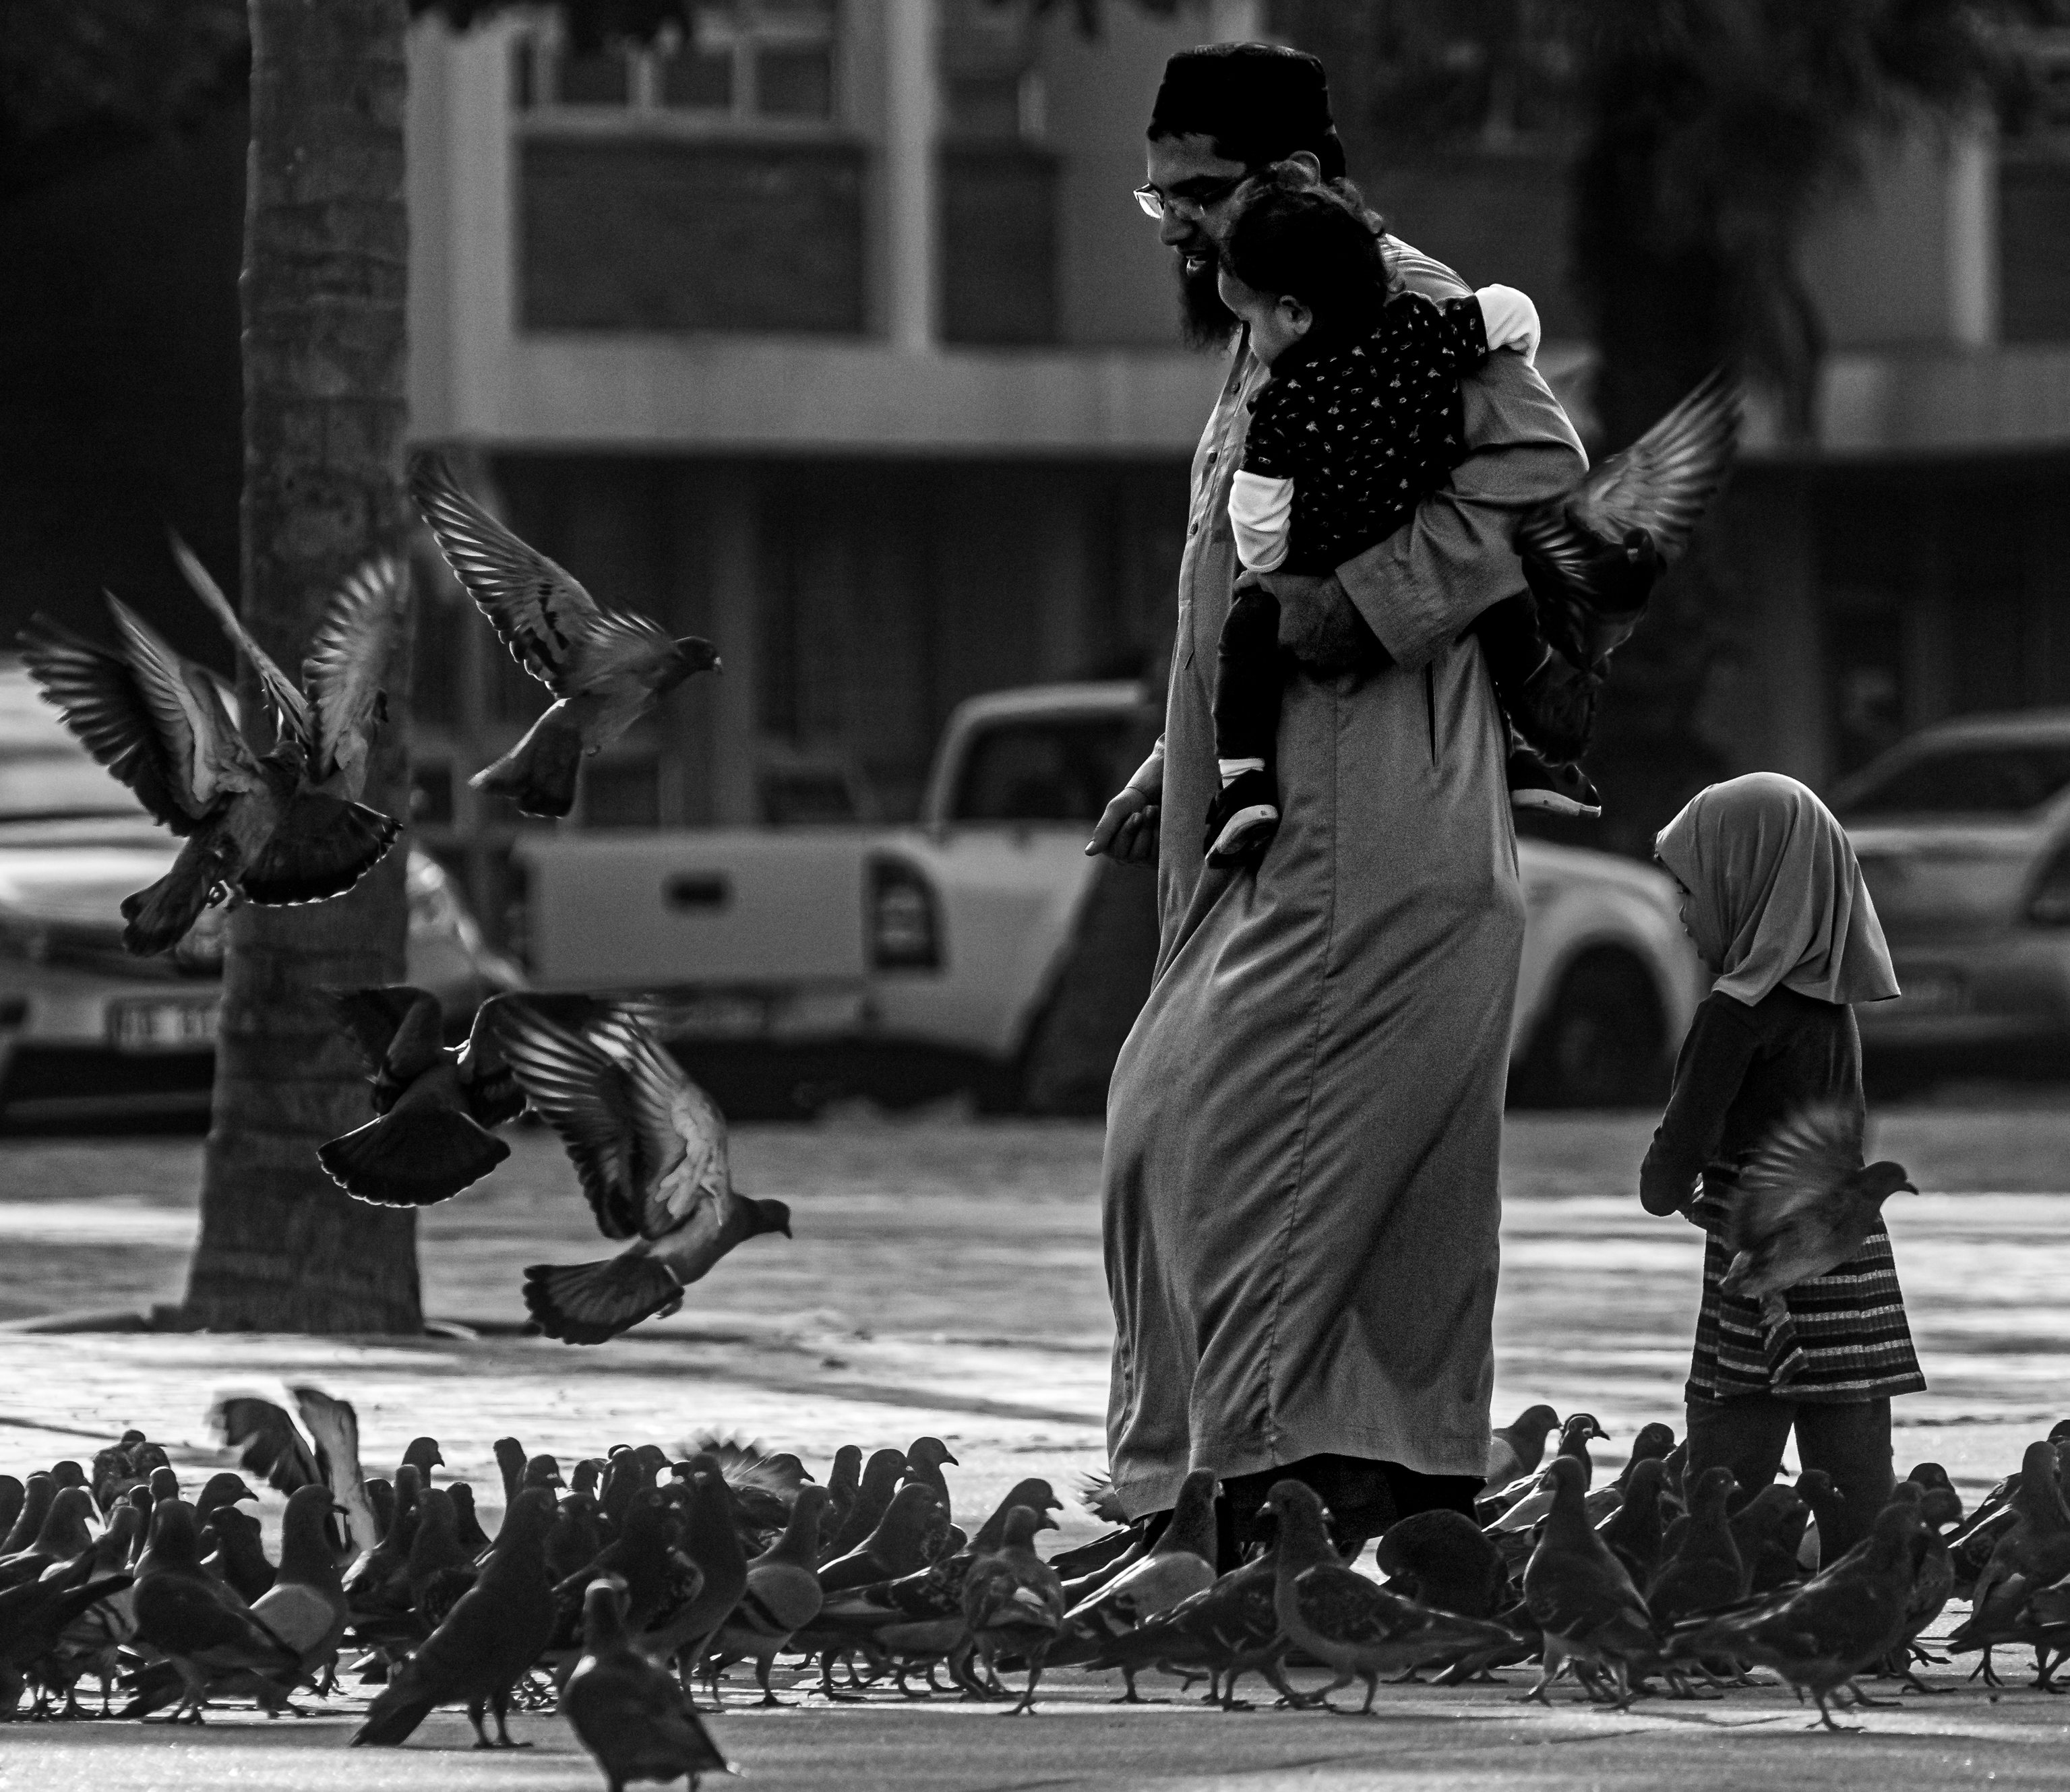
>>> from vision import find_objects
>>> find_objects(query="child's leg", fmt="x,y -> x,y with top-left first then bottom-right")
1213,585 -> 1282,779
1683,1393 -> 1796,1512
1205,584 -> 1283,864
1791,1400 -> 1894,1563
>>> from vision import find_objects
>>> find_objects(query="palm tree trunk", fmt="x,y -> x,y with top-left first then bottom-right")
183,0 -> 420,1332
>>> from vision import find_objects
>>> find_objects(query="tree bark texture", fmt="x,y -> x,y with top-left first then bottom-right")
184,0 -> 420,1332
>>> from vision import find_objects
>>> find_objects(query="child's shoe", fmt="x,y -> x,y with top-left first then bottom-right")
1508,752 -> 1601,820
1205,768 -> 1280,865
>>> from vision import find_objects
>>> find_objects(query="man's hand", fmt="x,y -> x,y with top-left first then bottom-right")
1265,571 -> 1386,676
1087,787 -> 1159,865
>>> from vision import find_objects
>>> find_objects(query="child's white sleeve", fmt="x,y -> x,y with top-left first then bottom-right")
1474,284 -> 1540,367
1228,470 -> 1294,572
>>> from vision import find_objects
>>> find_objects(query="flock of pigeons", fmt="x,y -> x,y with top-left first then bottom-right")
20,454 -> 719,964
3,1386 -> 2070,1783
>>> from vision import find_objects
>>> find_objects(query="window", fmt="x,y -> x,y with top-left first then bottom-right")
952,716 -> 1149,825
940,0 -> 1039,141
514,2 -> 841,126
1837,741 -> 2070,818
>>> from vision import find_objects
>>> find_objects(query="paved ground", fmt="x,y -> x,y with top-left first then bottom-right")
3,1105 -> 2070,1786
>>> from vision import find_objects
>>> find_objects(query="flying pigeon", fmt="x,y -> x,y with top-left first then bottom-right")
489,1001 -> 793,1344
19,591 -> 399,954
409,453 -> 720,818
317,987 -> 526,1207
1517,367 -> 1741,672
208,1386 -> 379,1572
1722,1106 -> 1916,1339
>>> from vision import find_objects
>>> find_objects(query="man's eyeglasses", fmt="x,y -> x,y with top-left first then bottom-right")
1132,173 -> 1248,220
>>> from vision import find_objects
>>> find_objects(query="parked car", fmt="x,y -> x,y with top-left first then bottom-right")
0,665 -> 521,1126
1835,708 -> 2070,1054
513,681 -> 1706,1113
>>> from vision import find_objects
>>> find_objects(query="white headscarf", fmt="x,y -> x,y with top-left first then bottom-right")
1655,772 -> 1899,1008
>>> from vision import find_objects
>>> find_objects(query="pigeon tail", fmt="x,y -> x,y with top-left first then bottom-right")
239,793 -> 400,906
319,1109 -> 511,1207
522,1254 -> 682,1345
470,706 -> 582,819
351,1685 -> 438,1747
121,834 -> 235,955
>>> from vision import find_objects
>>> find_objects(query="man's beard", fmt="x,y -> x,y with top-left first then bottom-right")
1177,253 -> 1238,350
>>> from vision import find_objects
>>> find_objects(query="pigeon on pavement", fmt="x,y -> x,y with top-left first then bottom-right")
1052,1468 -> 1219,1671
1266,1481 -> 1525,1713
491,1001 -> 793,1343
1947,1440 -> 2070,1687
129,1499 -> 301,1721
1374,1509 -> 1511,1620
1485,1406 -> 1561,1487
961,1505 -> 1066,1715
706,1485 -> 830,1706
817,1484 -> 942,1595
1647,1468 -> 1742,1627
1668,1497 -> 1927,1729
821,1450 -> 909,1564
1597,1458 -> 1670,1593
409,453 -> 720,819
353,1486 -> 559,1748
1520,1457 -> 1658,1708
317,987 -> 526,1206
563,1577 -> 733,1792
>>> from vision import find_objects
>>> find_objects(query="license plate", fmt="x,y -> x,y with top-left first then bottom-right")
1893,969 -> 1968,1015
108,999 -> 220,1053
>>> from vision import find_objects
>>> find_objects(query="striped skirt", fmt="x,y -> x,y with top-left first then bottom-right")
1686,1191 -> 1926,1404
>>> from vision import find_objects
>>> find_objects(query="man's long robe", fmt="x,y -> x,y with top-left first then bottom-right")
1102,244 -> 1588,1516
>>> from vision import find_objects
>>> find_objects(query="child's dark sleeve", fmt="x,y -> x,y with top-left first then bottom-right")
1434,295 -> 1492,377
1640,997 -> 1761,1217
1240,376 -> 1302,480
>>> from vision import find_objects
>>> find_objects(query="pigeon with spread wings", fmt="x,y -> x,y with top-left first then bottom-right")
315,987 -> 526,1207
408,454 -> 720,818
488,1000 -> 791,1342
18,590 -> 398,956
1722,1103 -> 1916,1327
1518,367 -> 1741,674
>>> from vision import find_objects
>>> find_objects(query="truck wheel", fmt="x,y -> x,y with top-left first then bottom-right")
1514,948 -> 1668,1109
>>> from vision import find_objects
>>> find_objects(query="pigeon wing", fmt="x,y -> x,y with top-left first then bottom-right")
567,608 -> 681,698
1517,369 -> 1740,584
321,987 -> 440,1076
408,452 -> 605,693
210,1396 -> 321,1494
291,1386 -> 381,1568
1727,1103 -> 1866,1258
18,613 -> 214,832
168,530 -> 312,747
583,1013 -> 726,1237
457,995 -> 529,1127
303,556 -> 405,792
490,1001 -> 675,1240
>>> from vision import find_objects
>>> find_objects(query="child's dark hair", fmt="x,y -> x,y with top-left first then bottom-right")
1219,164 -> 1392,344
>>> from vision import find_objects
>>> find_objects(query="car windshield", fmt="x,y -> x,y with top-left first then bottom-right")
0,746 -> 145,823
1839,741 -> 2070,819
952,716 -> 1149,824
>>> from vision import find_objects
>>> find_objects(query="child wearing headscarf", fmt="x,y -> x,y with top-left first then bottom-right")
1641,772 -> 1921,1562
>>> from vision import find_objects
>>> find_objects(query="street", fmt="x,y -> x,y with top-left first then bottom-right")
3,1103 -> 2070,1789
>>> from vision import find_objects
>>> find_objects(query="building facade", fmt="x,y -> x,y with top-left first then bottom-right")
402,4 -> 2070,939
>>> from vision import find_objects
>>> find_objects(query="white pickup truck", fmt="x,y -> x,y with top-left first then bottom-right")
512,682 -> 1705,1116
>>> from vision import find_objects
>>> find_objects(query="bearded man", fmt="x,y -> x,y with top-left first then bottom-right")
1089,43 -> 1649,1551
